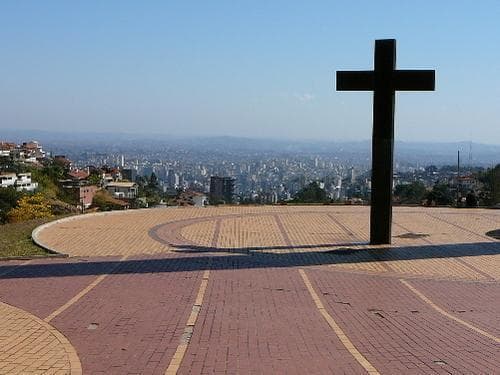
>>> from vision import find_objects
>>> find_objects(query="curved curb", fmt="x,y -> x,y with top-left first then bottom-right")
31,207 -> 173,256
0,301 -> 83,374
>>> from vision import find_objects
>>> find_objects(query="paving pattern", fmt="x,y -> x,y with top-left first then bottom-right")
1,206 -> 499,374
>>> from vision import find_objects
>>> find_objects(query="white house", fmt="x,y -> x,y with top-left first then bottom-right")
0,173 -> 16,188
192,193 -> 208,207
0,172 -> 38,192
105,181 -> 138,199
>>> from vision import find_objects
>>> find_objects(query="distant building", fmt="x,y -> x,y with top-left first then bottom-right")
168,169 -> 180,188
192,193 -> 208,207
0,172 -> 38,192
0,142 -> 16,157
68,170 -> 90,181
54,155 -> 72,169
105,182 -> 138,199
209,176 -> 235,204
21,141 -> 45,161
0,140 -> 46,162
67,185 -> 98,209
174,191 -> 208,207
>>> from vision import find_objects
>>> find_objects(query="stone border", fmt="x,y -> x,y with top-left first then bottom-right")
31,207 -> 181,257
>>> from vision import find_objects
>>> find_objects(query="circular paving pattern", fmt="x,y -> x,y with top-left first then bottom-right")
0,301 -> 81,374
34,206 -> 500,281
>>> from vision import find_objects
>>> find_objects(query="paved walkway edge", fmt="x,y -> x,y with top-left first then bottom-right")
165,270 -> 211,375
299,268 -> 380,375
0,301 -> 83,374
400,279 -> 500,343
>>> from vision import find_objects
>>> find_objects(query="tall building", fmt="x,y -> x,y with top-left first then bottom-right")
209,176 -> 235,204
168,169 -> 180,188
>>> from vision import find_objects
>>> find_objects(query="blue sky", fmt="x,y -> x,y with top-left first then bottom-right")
1,1 -> 499,143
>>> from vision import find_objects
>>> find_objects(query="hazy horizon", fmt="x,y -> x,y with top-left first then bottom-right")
3,127 -> 500,147
1,2 -> 500,143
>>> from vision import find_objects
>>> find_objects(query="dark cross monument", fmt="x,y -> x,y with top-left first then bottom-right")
336,39 -> 435,245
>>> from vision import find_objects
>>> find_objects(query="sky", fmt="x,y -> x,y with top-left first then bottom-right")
1,1 -> 500,143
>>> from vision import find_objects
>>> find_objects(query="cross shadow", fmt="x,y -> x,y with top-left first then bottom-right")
0,241 -> 498,279
170,242 -> 368,253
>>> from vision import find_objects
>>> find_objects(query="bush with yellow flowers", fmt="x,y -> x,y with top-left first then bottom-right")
7,193 -> 53,223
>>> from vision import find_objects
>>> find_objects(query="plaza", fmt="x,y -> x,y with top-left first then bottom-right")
0,206 -> 499,374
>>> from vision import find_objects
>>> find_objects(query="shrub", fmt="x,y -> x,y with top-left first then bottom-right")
7,193 -> 53,223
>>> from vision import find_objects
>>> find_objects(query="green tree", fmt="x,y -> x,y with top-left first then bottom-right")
87,171 -> 101,186
92,190 -> 127,211
394,181 -> 426,204
465,191 -> 478,207
29,167 -> 59,199
477,164 -> 500,206
0,187 -> 24,223
426,184 -> 454,206
293,182 -> 328,203
149,172 -> 159,189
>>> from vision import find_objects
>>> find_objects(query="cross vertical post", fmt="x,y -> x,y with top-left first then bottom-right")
336,39 -> 435,245
371,40 -> 396,244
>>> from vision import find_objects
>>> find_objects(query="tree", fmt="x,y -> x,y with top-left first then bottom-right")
394,182 -> 426,204
92,190 -> 127,211
87,171 -> 101,186
477,164 -> 500,206
425,184 -> 454,206
465,191 -> 478,207
293,182 -> 328,203
0,187 -> 24,223
29,167 -> 59,199
7,193 -> 53,223
149,172 -> 159,189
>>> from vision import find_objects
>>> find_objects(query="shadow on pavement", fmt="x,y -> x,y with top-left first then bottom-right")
0,240 -> 499,279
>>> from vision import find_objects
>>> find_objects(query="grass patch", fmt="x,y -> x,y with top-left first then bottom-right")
0,216 -> 70,258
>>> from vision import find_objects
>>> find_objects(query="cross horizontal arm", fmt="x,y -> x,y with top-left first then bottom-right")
393,70 -> 435,91
336,71 -> 374,91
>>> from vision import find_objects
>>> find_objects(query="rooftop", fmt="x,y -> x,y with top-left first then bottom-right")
106,181 -> 137,188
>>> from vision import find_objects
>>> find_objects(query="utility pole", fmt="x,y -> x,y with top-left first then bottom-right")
457,150 -> 460,207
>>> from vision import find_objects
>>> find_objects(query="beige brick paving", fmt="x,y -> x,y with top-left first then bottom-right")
280,212 -> 360,245
180,220 -> 217,247
35,206 -> 500,282
216,215 -> 284,248
0,302 -> 81,374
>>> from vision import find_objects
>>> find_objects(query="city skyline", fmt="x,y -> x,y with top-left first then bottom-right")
1,2 -> 500,143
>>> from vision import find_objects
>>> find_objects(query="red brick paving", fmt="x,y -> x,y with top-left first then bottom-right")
179,267 -> 366,374
0,257 -> 120,319
1,252 -> 499,374
307,268 -> 499,374
410,278 -> 500,338
49,257 -> 204,374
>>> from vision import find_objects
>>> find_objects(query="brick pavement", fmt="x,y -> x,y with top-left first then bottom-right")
0,301 -> 81,375
0,206 -> 499,374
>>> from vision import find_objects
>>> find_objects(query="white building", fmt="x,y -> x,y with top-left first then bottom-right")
192,193 -> 208,207
0,172 -> 38,192
105,182 -> 138,199
0,173 -> 16,188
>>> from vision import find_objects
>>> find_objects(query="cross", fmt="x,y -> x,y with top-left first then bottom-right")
336,39 -> 435,245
